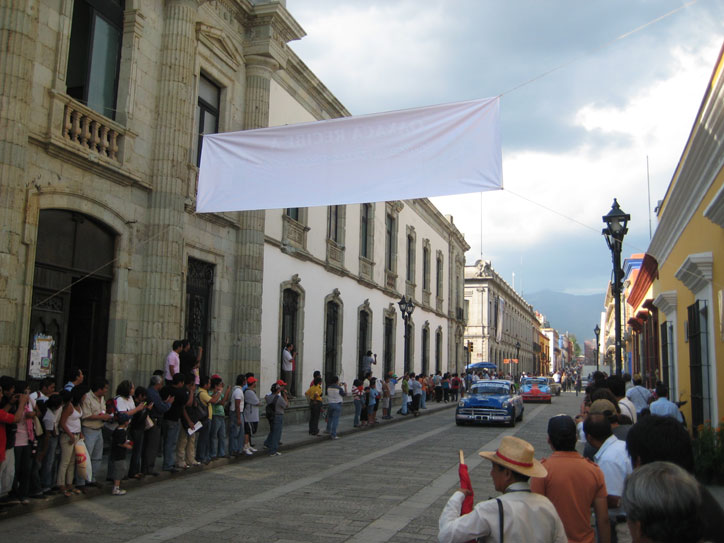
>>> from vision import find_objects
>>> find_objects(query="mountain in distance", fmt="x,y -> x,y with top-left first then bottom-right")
524,289 -> 605,344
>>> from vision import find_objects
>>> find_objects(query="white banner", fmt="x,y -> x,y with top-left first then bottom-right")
197,97 -> 502,212
496,296 -> 505,344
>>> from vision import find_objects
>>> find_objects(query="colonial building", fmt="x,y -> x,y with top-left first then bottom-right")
644,45 -> 724,430
464,260 -> 538,376
1,0 -> 468,390
263,200 -> 469,394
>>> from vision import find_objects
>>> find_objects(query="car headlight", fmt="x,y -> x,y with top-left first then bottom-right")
458,401 -> 465,407
501,400 -> 509,408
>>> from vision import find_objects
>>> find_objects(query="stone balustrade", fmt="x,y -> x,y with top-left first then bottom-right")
61,100 -> 121,161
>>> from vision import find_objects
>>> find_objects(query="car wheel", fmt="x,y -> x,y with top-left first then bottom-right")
517,409 -> 524,422
556,391 -> 561,396
456,420 -> 464,426
508,415 -> 516,427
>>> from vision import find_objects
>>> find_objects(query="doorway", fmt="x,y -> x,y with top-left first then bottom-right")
28,210 -> 114,387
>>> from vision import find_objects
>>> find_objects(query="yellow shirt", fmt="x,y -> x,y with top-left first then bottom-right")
305,384 -> 323,402
198,388 -> 213,420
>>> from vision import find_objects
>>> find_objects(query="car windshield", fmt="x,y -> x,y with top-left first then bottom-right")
472,384 -> 509,396
523,379 -> 546,386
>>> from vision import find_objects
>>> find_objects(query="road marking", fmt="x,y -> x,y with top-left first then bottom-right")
344,404 -> 548,543
124,404 -> 547,543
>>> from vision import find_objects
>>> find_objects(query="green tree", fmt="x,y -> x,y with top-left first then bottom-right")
569,334 -> 581,357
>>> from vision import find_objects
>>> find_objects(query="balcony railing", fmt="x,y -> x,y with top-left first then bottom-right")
62,102 -> 121,161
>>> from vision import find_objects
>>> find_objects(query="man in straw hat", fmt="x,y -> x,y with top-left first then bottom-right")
438,435 -> 567,542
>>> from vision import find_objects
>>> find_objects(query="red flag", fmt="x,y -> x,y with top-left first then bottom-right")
458,450 -> 474,514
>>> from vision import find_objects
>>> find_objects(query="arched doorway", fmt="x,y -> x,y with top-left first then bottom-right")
28,210 -> 115,387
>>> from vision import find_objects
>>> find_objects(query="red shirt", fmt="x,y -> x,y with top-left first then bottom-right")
531,451 -> 607,543
0,409 -> 16,463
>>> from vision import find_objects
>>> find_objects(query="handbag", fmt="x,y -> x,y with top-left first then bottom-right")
33,415 -> 44,437
144,415 -> 154,430
74,439 -> 93,482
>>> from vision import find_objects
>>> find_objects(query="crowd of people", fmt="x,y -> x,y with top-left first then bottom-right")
438,370 -> 724,543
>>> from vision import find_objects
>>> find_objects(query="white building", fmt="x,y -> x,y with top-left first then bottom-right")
464,260 -> 539,376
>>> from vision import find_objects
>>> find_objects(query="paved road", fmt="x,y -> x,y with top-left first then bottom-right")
2,392 -> 584,542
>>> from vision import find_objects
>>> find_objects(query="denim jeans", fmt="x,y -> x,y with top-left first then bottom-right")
326,403 -> 342,437
264,414 -> 283,454
163,420 -> 180,470
195,422 -> 210,462
14,445 -> 32,500
420,392 -> 427,408
82,427 -> 103,483
210,416 -> 227,458
353,399 -> 363,426
400,394 -> 409,414
229,414 -> 244,455
41,433 -> 59,490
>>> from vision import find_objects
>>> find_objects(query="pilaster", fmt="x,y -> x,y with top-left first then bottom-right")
232,54 -> 279,375
0,0 -> 39,374
141,0 -> 198,372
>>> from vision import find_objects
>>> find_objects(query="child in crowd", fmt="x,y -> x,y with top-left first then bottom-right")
352,379 -> 364,427
111,418 -> 133,496
367,378 -> 379,425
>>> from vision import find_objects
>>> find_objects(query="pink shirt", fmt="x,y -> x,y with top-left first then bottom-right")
164,350 -> 180,380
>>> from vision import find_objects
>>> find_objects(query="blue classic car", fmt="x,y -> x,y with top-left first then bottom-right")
456,380 -> 524,427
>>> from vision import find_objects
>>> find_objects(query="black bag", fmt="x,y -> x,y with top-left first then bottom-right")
265,395 -> 279,421
187,391 -> 209,426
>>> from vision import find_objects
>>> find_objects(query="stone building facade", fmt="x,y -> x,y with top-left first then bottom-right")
0,0 -> 468,390
464,260 -> 538,376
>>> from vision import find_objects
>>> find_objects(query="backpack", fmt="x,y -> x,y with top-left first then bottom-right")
265,395 -> 279,420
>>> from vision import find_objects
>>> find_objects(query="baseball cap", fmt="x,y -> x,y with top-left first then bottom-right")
247,377 -> 257,385
276,379 -> 287,386
589,399 -> 617,420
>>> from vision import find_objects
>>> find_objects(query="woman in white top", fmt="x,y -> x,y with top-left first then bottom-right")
106,381 -> 145,478
58,387 -> 84,496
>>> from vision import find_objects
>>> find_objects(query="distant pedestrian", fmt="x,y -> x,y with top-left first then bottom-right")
325,376 -> 347,438
264,381 -> 288,456
164,341 -> 183,385
410,373 -> 422,416
228,374 -> 246,456
208,375 -> 230,460
352,379 -> 364,427
243,377 -> 260,455
649,383 -> 683,423
366,377 -> 378,426
305,376 -> 323,435
360,350 -> 377,379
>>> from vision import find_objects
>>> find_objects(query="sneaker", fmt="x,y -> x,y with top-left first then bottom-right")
243,448 -> 253,456
269,452 -> 282,457
331,436 -> 339,440
112,488 -> 127,496
248,446 -> 257,452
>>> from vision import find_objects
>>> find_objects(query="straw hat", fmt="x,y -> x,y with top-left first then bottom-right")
479,436 -> 547,478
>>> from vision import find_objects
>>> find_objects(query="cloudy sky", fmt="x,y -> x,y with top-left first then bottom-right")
285,0 -> 723,296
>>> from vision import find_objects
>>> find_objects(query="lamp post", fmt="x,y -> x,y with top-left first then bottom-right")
515,341 -> 521,380
398,295 -> 415,375
602,198 -> 630,376
594,324 -> 601,372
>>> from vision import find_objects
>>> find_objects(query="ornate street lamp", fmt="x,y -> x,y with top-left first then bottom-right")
602,198 -> 630,376
594,324 -> 601,372
398,295 -> 415,374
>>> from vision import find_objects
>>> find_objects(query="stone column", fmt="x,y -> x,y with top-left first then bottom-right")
233,56 -> 279,376
141,0 -> 198,373
0,1 -> 38,375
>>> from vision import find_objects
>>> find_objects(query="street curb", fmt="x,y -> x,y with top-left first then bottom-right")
0,402 -> 457,520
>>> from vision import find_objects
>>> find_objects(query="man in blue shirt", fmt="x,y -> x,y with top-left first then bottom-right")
649,382 -> 683,423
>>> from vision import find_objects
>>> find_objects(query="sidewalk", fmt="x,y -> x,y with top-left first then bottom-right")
0,397 -> 457,519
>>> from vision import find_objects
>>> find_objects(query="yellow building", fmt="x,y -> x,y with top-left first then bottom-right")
647,45 -> 724,431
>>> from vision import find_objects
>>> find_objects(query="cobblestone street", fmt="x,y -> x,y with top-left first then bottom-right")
1,393 -> 582,542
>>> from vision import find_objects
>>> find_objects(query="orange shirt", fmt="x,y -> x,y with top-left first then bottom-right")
530,451 -> 607,543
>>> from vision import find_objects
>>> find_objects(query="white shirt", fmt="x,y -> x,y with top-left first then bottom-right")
439,483 -> 567,543
106,395 -> 136,431
618,397 -> 637,423
593,434 -> 632,498
164,350 -> 180,380
229,386 -> 244,413
282,348 -> 293,371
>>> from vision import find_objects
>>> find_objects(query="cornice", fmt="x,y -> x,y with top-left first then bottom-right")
406,198 -> 470,252
648,55 -> 724,265
652,291 -> 677,318
703,181 -> 724,228
674,252 -> 713,295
